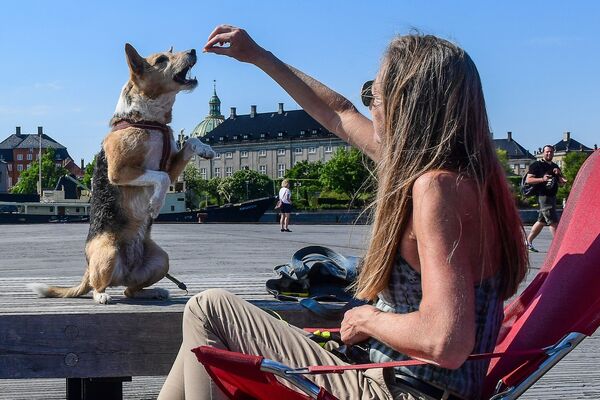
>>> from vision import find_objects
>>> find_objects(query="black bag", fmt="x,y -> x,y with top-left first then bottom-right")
521,174 -> 538,197
266,246 -> 365,318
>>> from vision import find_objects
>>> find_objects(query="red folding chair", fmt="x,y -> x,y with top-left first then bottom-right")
193,150 -> 600,400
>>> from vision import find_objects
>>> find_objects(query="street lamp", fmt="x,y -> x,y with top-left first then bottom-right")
245,180 -> 250,200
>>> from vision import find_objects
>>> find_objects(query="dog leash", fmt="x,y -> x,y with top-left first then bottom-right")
166,273 -> 188,295
111,119 -> 172,171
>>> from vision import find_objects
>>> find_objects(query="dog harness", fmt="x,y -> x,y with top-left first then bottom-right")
111,119 -> 172,171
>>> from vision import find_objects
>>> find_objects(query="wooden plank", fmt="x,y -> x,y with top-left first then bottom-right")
0,301 -> 343,379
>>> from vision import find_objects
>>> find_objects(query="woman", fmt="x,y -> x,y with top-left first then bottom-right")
159,25 -> 527,400
278,179 -> 292,232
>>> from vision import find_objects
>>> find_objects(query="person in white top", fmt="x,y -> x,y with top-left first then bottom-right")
278,179 -> 292,232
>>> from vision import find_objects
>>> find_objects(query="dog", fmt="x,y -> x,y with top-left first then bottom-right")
29,43 -> 215,304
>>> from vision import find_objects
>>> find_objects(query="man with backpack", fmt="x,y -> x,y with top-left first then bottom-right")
525,145 -> 567,252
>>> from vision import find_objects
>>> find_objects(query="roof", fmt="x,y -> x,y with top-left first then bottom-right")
0,133 -> 71,160
191,117 -> 224,138
202,109 -> 334,144
493,138 -> 535,160
553,137 -> 593,152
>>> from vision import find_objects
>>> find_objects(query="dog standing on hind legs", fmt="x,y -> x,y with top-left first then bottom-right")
29,43 -> 215,304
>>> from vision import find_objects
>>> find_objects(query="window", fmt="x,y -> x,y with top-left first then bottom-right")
242,166 -> 249,170
55,163 -> 61,168
277,132 -> 284,138
260,133 -> 266,139
277,148 -> 286,156
214,167 -> 221,177
17,154 -> 23,161
300,130 -> 306,137
26,154 -> 32,161
226,152 -> 233,159
27,163 -> 32,169
278,163 -> 286,178
241,151 -> 249,158
259,165 -> 267,174
17,164 -> 23,172
520,163 -> 526,169
294,147 -> 303,154
215,152 -> 221,159
226,166 -> 233,177
258,149 -> 267,157
233,135 -> 239,140
243,134 -> 249,140
200,168 -> 207,179
308,147 -> 317,154
325,145 -> 333,153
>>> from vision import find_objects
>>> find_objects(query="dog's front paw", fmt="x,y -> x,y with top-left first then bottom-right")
93,291 -> 112,304
186,137 -> 216,159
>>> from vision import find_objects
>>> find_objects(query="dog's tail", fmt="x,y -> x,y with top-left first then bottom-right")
28,269 -> 92,298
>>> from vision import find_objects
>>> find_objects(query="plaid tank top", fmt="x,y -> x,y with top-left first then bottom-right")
368,257 -> 503,399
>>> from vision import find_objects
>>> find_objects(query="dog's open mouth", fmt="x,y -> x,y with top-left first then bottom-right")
173,65 -> 197,86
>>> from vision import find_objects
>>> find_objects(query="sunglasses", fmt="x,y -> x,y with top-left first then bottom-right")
360,80 -> 374,107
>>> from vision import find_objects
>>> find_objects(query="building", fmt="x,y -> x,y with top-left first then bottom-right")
193,96 -> 346,180
493,131 -> 535,176
0,127 -> 77,190
0,160 -> 8,192
533,131 -> 596,168
190,82 -> 225,139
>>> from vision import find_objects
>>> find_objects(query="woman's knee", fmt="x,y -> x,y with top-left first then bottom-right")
185,288 -> 234,320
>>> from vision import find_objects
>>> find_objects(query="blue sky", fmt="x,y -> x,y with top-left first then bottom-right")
1,1 -> 598,165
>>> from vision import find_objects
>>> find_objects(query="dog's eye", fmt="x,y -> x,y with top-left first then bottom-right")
154,55 -> 169,65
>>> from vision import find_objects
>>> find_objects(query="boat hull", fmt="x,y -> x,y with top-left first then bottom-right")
155,196 -> 276,223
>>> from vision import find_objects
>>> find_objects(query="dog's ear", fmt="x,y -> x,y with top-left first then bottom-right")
125,43 -> 145,77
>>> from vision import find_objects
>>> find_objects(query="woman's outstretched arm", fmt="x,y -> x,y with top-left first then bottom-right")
203,25 -> 380,161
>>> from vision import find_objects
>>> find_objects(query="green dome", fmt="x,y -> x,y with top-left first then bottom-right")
191,117 -> 223,137
191,81 -> 224,138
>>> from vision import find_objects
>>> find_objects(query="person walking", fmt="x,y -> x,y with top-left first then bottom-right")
278,179 -> 292,232
525,145 -> 567,252
158,25 -> 527,400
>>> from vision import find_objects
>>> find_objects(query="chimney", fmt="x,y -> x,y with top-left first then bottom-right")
230,107 -> 237,119
81,158 -> 85,170
250,105 -> 257,118
594,144 -> 598,150
278,103 -> 284,114
15,126 -> 21,135
37,126 -> 43,135
507,131 -> 512,141
563,131 -> 570,141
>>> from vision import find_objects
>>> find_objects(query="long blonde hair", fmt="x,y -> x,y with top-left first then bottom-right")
355,34 -> 527,301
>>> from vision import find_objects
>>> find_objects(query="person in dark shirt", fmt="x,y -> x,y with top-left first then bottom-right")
525,145 -> 567,252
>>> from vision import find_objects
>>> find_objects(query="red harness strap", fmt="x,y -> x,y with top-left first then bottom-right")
111,119 -> 172,172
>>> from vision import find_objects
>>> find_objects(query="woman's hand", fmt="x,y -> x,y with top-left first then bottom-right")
340,304 -> 380,345
203,25 -> 267,64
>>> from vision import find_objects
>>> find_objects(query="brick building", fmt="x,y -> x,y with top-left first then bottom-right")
0,127 -> 81,191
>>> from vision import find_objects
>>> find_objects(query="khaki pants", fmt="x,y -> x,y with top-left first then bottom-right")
159,289 -> 421,400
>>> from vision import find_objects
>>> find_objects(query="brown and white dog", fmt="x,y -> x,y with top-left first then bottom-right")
29,44 -> 214,304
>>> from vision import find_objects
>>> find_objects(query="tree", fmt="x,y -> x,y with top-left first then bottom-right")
319,147 -> 374,200
182,164 -> 205,209
496,149 -> 513,175
218,170 -> 273,203
557,151 -> 589,203
10,148 -> 69,194
81,155 -> 96,190
285,160 -> 323,204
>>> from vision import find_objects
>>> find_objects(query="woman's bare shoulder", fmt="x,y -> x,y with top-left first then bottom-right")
412,170 -> 480,211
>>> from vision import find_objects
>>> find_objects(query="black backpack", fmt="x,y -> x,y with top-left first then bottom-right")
521,174 -> 538,197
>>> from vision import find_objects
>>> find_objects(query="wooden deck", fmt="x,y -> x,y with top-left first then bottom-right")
0,223 -> 597,399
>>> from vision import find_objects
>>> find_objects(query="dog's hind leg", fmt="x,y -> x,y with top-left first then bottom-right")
86,234 -> 120,304
124,239 -> 170,300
